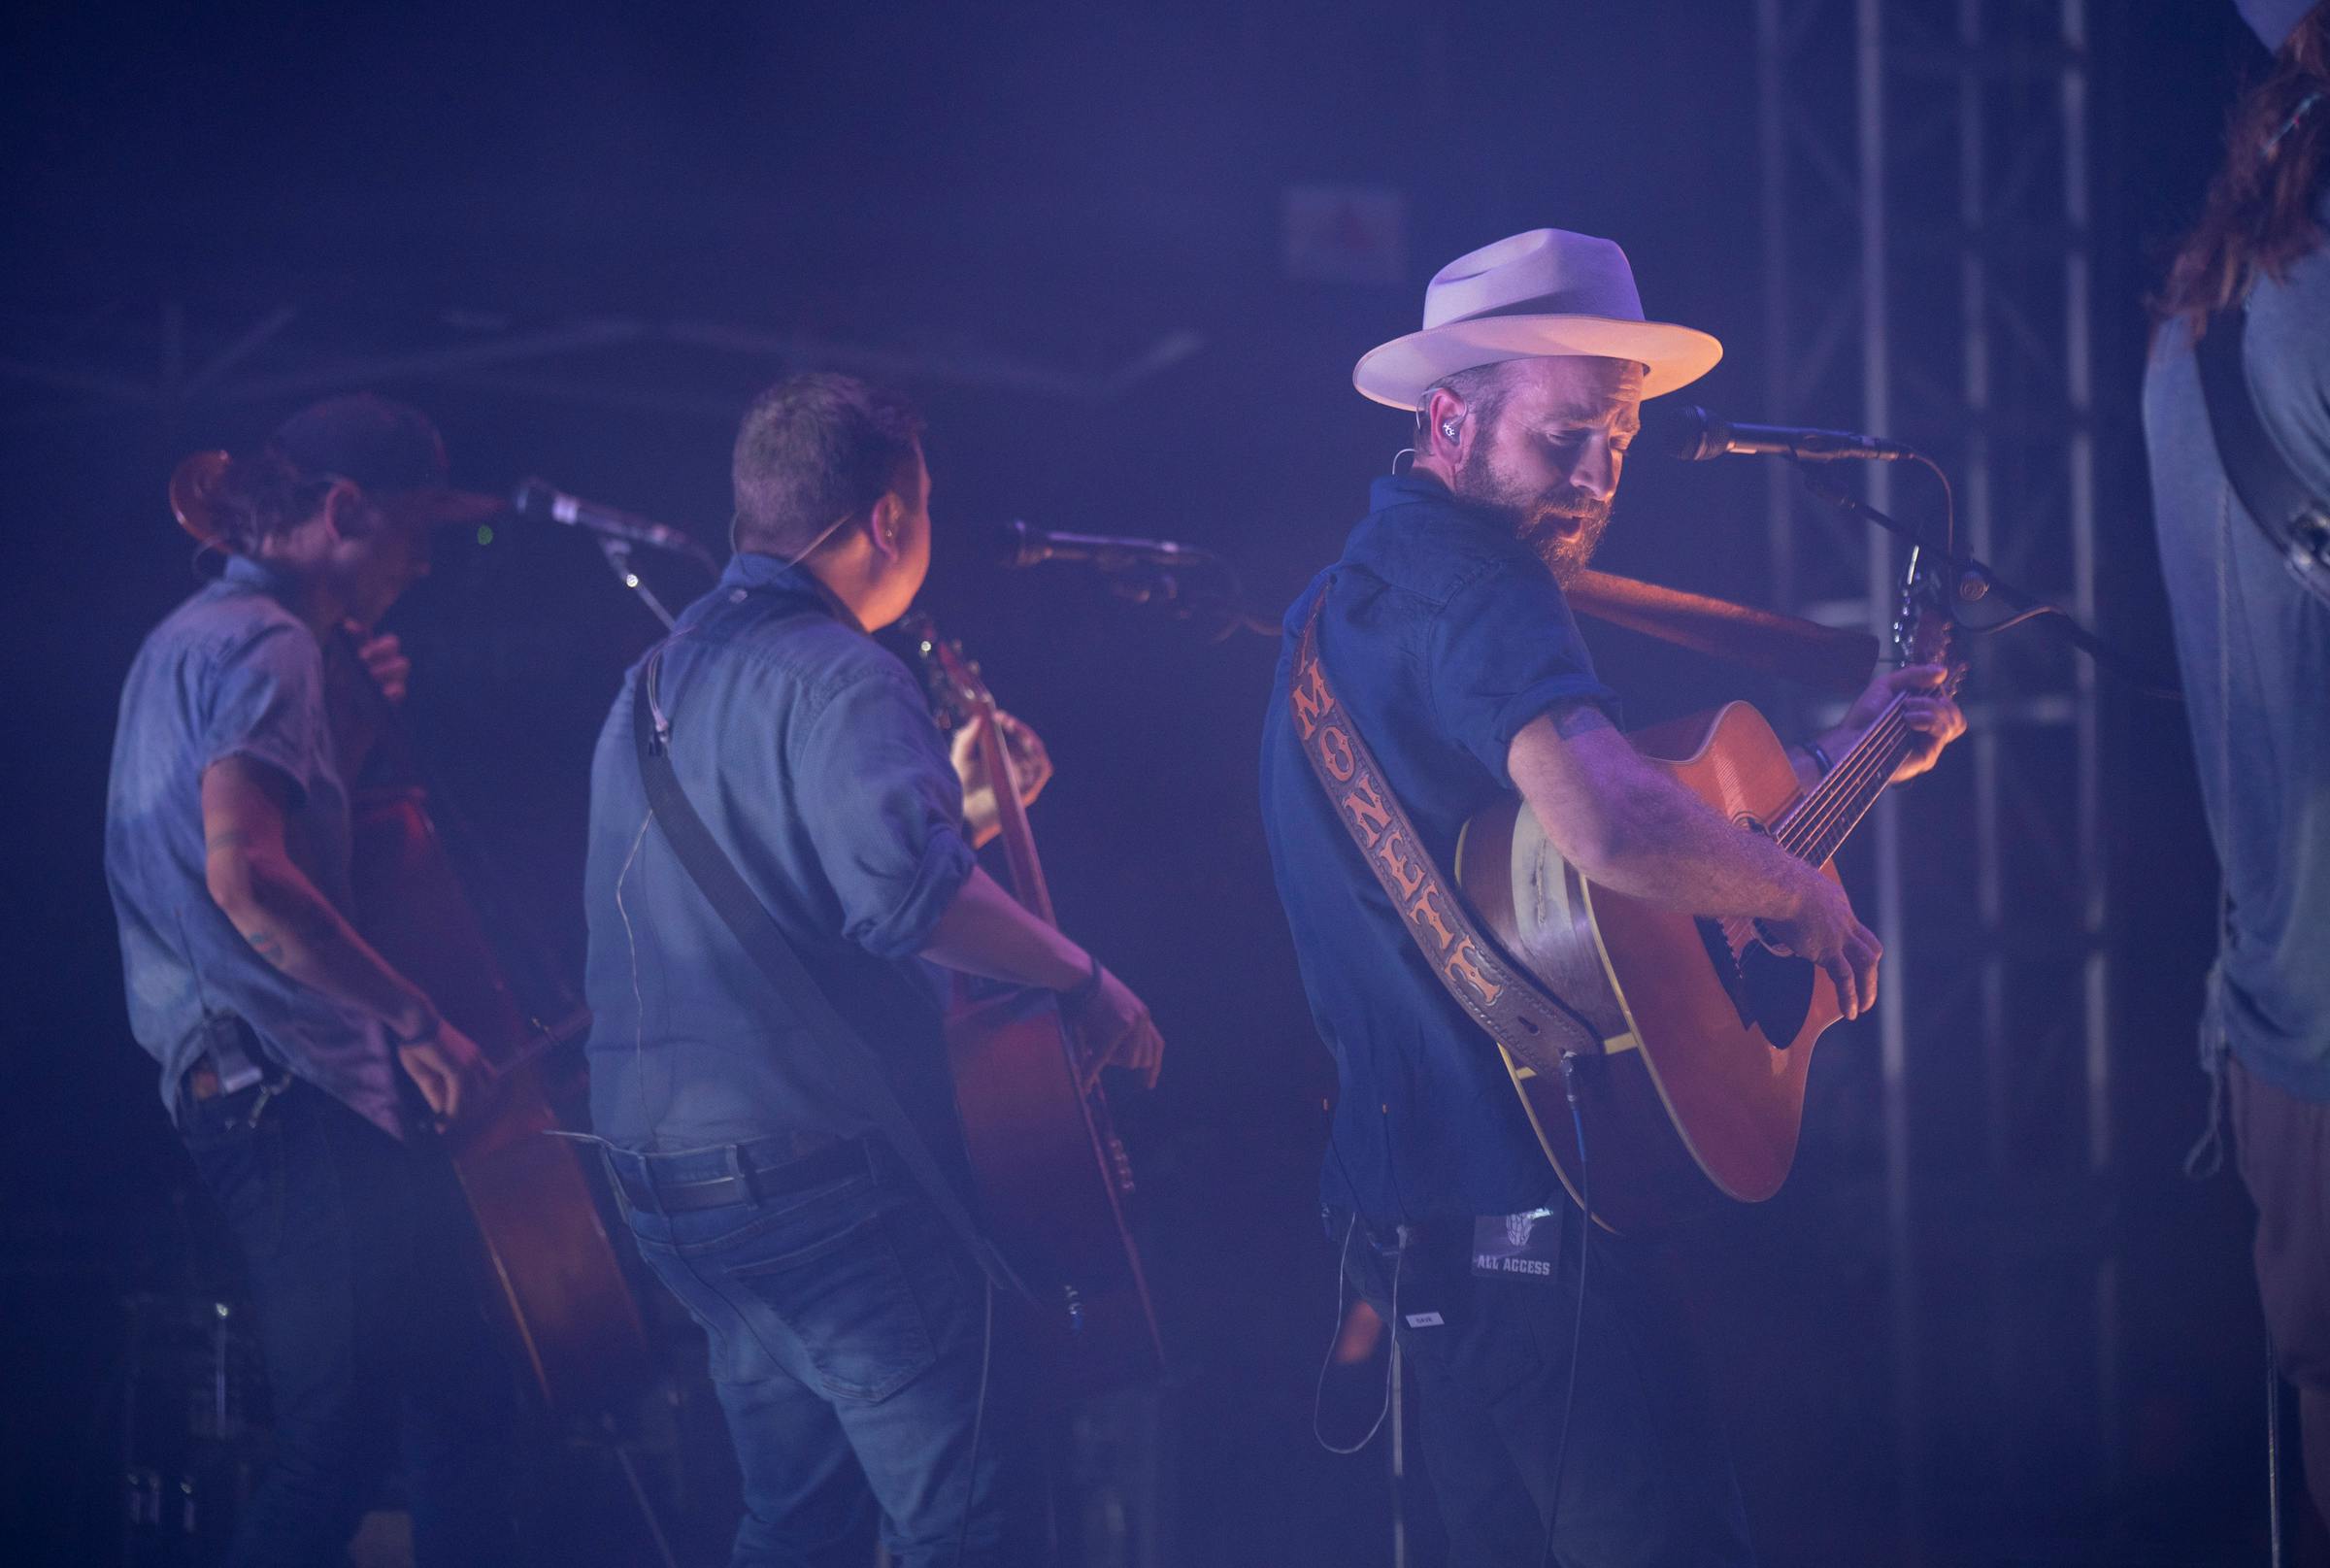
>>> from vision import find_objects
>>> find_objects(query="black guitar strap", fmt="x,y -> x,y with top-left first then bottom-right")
629,647 -> 1029,1300
2197,307 -> 2330,608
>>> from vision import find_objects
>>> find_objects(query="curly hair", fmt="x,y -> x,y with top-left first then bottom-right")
2158,6 -> 2330,335
205,447 -> 342,556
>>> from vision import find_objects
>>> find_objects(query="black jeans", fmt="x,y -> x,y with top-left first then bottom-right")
179,1075 -> 516,1568
1333,1205 -> 1755,1568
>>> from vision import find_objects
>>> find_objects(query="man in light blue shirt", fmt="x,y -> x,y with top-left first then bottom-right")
106,395 -> 510,1566
2145,0 -> 2330,1530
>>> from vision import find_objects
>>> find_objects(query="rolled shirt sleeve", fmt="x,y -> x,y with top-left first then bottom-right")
1429,564 -> 1620,787
199,621 -> 326,800
792,657 -> 977,959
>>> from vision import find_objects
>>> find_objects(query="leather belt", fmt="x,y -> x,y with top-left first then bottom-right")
609,1133 -> 873,1215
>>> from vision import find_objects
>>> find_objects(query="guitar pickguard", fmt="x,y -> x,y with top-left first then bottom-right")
1693,917 -> 1816,1047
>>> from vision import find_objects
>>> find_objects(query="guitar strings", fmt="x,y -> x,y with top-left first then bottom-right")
1780,708 -> 1911,857
1710,699 -> 1914,959
1781,699 -> 1905,851
1724,702 -> 1911,952
1780,699 -> 1913,858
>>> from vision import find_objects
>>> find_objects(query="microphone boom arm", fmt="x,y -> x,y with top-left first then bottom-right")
1793,462 -> 2180,699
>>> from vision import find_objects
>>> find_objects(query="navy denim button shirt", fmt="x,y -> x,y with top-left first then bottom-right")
2145,199 -> 2330,1104
1261,473 -> 1619,1219
106,557 -> 403,1140
582,551 -> 977,1152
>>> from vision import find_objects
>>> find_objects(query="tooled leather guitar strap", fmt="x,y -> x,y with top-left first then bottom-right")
1291,588 -> 1601,1083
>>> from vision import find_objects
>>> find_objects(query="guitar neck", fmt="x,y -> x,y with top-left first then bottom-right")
979,706 -> 1057,927
1774,693 -> 1918,866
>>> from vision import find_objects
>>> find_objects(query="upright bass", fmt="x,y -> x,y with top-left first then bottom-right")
169,451 -> 648,1423
908,615 -> 1165,1398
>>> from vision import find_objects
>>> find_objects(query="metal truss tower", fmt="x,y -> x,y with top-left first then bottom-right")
1757,0 -> 2107,1556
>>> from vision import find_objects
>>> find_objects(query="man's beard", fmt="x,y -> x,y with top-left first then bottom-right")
1454,448 -> 1612,586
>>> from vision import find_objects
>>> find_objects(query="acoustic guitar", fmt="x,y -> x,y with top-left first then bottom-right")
906,616 -> 1165,1397
1454,556 -> 1958,1233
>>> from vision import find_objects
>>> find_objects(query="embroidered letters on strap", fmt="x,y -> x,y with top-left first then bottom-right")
1291,593 -> 1598,1081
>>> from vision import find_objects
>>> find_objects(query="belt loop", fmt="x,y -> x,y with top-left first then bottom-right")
597,1146 -> 637,1220
727,1143 -> 763,1208
632,1149 -> 667,1219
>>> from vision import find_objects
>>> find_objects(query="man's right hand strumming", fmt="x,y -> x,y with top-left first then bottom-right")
1074,968 -> 1165,1092
1512,704 -> 1886,1020
922,865 -> 1168,1091
1762,865 -> 1883,1021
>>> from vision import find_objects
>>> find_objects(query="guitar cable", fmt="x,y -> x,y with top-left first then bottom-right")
1540,1051 -> 1593,1568
950,1272 -> 996,1567
1312,1205 -> 1403,1456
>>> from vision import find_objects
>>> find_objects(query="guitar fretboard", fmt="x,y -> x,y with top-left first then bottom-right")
1775,694 -> 1917,866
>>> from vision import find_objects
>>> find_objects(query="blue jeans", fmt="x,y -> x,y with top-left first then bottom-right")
1333,1206 -> 1755,1568
610,1139 -> 1012,1568
179,1075 -> 516,1568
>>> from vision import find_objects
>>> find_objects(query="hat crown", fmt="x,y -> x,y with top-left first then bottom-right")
269,393 -> 449,495
2236,0 -> 2312,51
1420,228 -> 1647,331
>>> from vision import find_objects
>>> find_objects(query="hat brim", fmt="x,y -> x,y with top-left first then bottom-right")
383,487 -> 507,530
1352,315 -> 1723,409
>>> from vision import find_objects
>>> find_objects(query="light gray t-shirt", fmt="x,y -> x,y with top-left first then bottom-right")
106,556 -> 403,1139
2143,201 -> 2330,1104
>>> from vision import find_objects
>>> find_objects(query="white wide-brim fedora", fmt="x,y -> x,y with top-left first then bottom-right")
1353,228 -> 1723,409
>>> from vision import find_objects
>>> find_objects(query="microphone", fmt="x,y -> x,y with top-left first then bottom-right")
997,519 -> 1218,571
1641,404 -> 1916,463
510,479 -> 718,568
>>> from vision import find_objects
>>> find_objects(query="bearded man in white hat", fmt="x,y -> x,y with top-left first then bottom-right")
1260,229 -> 1964,1564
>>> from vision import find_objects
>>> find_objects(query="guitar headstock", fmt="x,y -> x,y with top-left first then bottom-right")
902,612 -> 997,732
1893,547 -> 1966,696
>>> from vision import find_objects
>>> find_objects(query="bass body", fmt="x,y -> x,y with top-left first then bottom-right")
1457,701 -> 1844,1234
909,618 -> 1164,1399
350,784 -> 649,1422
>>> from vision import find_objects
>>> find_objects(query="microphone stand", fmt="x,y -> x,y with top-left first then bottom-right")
1793,463 -> 2179,698
596,536 -> 682,632
1034,549 -> 1278,642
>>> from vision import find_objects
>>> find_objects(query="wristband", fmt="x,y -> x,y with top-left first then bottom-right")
394,1009 -> 443,1047
1058,952 -> 1106,1016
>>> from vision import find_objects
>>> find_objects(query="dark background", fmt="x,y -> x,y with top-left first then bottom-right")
0,2 -> 2287,1563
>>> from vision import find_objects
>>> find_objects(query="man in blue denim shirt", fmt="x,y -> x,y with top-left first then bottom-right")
1263,230 -> 1963,1565
105,395 -> 512,1566
2146,0 -> 2330,1528
582,373 -> 1163,1567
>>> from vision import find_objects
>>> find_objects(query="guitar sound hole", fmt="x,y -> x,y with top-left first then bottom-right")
1735,943 -> 1816,1047
1696,917 -> 1817,1047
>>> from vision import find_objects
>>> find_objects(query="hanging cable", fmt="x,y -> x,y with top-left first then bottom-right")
1538,1051 -> 1594,1567
1313,1209 -> 1402,1456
